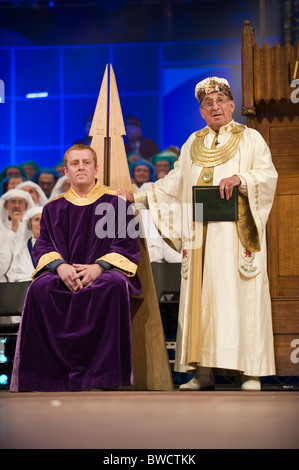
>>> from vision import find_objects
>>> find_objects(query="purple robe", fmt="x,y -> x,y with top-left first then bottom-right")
10,185 -> 141,392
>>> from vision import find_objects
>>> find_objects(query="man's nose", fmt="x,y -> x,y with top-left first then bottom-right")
211,100 -> 220,109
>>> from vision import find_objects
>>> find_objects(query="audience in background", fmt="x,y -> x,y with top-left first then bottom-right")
125,115 -> 160,161
16,181 -> 48,207
6,206 -> 42,283
19,161 -> 40,181
73,112 -> 93,146
54,160 -> 65,177
0,165 -> 27,187
50,175 -> 71,199
151,149 -> 178,179
130,158 -> 156,188
0,189 -> 34,237
0,175 -> 26,196
0,219 -> 13,283
32,169 -> 60,198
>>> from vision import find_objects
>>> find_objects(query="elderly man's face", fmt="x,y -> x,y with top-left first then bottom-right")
200,92 -> 235,132
4,197 -> 28,218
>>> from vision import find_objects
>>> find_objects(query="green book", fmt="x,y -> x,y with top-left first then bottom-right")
192,186 -> 239,222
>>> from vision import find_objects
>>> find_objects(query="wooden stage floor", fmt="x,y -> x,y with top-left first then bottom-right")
1,389 -> 298,451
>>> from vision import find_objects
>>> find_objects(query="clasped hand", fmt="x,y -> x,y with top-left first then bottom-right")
56,263 -> 104,292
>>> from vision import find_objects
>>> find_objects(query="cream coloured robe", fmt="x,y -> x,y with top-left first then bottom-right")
135,121 -> 278,376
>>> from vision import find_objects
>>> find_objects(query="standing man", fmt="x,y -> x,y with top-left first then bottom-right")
122,77 -> 278,391
10,144 -> 141,392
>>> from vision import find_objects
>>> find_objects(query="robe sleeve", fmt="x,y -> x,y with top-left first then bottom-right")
134,146 -> 186,253
238,128 -> 278,250
94,196 -> 140,277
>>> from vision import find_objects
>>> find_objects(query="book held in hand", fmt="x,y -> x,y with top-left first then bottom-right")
192,185 -> 239,222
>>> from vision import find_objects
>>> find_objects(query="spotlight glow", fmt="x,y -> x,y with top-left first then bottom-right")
26,92 -> 49,99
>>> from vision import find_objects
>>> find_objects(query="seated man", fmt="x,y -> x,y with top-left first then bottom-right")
10,144 -> 141,392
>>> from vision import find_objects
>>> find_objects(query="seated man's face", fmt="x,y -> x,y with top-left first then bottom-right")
38,173 -> 56,196
64,149 -> 98,188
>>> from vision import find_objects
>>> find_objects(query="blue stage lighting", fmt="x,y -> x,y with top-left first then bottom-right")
26,92 -> 49,99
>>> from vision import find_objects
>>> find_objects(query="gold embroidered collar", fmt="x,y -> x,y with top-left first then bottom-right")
190,122 -> 245,168
50,180 -> 118,206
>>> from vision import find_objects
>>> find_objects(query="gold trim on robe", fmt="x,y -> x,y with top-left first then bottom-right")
32,251 -> 64,279
59,180 -> 118,206
97,253 -> 138,277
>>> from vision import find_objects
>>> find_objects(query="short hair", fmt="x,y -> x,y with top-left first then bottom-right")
64,144 -> 97,168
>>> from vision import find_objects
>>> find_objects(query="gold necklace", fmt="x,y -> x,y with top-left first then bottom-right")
190,124 -> 245,167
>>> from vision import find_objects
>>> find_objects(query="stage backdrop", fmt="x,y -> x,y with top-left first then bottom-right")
0,36 -> 276,170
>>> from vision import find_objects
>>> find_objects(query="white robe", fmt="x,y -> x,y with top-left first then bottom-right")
135,121 -> 278,377
6,236 -> 36,282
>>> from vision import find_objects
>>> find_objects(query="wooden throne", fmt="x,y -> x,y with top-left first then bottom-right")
242,20 -> 299,376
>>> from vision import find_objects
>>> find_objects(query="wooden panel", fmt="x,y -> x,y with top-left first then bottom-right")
272,157 -> 299,175
277,175 -> 299,195
277,195 -> 299,277
270,127 -> 299,157
272,298 -> 299,333
241,20 -> 299,376
274,335 -> 299,376
277,278 -> 299,297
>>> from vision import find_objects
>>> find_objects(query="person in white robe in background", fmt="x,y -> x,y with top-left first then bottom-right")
0,189 -> 35,250
0,219 -> 12,282
16,181 -> 48,207
120,77 -> 278,391
49,175 -> 71,200
6,206 -> 42,283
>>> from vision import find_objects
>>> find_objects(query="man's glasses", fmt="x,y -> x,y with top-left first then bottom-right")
201,96 -> 230,110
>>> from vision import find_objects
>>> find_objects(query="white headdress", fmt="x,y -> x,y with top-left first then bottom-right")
16,181 -> 48,207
